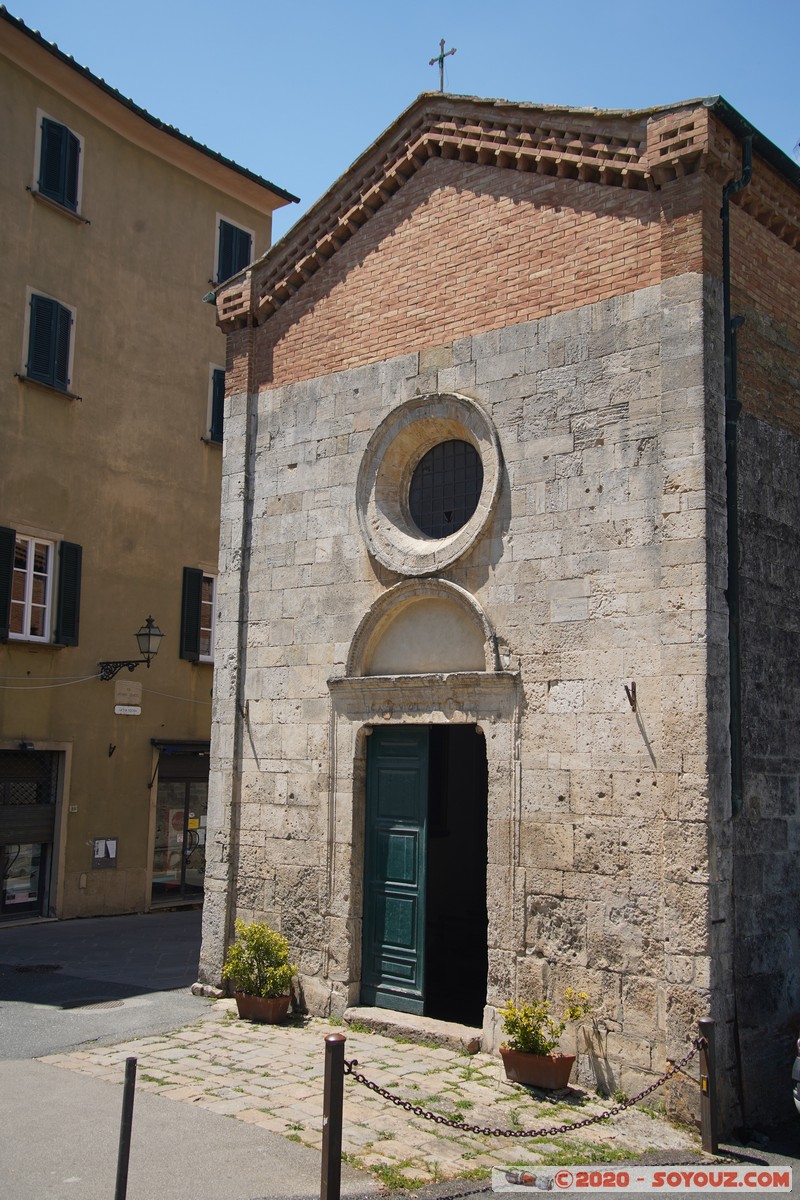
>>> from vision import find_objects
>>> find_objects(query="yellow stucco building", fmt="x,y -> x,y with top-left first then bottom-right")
0,10 -> 295,920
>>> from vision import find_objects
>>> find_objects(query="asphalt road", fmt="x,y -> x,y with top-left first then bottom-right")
0,909 -> 375,1199
0,909 -> 215,1058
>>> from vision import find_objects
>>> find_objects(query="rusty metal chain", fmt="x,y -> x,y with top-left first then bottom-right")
343,1037 -> 704,1140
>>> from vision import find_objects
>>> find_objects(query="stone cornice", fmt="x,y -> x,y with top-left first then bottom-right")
328,671 -> 520,724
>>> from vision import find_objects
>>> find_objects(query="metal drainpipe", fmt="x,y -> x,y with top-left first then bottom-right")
721,134 -> 752,1135
721,135 -> 752,818
223,314 -> 259,975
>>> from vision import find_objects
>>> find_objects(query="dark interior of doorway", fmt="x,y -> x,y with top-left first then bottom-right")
424,725 -> 488,1027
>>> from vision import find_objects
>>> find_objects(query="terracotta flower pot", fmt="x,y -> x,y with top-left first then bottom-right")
500,1045 -> 576,1089
233,992 -> 291,1023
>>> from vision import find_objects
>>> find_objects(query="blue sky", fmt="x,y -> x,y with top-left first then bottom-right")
8,0 -> 800,241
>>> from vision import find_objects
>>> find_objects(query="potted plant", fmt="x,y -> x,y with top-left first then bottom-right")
499,987 -> 590,1089
222,919 -> 296,1023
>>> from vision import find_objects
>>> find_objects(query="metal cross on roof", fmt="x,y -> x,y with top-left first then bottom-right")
429,39 -> 456,93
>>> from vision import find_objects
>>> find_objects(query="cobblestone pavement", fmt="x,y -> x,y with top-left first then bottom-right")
41,1000 -> 699,1188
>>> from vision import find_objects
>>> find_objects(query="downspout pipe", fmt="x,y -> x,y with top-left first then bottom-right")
721,135 -> 752,818
720,134 -> 752,1137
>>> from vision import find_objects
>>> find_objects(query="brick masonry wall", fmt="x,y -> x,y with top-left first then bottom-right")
203,274 -> 722,1122
731,208 -> 800,439
251,160 -> 705,391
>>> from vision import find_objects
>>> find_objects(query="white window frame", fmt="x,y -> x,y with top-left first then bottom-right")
32,109 -> 85,214
22,287 -> 77,392
213,214 -> 255,284
10,533 -> 55,643
199,574 -> 216,663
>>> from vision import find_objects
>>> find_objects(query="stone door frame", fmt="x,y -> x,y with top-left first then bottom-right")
326,669 -> 521,1038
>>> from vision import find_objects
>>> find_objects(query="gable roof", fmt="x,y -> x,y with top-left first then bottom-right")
0,6 -> 298,206
217,92 -> 799,330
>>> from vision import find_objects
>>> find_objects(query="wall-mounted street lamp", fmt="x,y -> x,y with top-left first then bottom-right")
98,615 -> 164,682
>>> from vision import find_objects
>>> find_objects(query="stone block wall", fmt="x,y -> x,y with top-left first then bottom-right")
734,414 -> 800,1125
203,274 -> 720,1122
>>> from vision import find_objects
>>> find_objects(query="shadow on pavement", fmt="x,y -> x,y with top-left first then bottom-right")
0,908 -> 203,1006
0,962 -> 153,1008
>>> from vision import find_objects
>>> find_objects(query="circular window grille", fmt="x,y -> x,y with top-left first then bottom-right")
356,393 -> 502,577
409,440 -> 484,538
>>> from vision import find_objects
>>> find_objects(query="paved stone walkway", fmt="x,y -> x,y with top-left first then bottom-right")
41,1001 -> 699,1189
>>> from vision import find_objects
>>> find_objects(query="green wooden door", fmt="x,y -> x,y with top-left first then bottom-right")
362,727 -> 428,1013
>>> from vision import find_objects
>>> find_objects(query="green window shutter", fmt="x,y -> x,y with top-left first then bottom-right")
210,369 -> 225,443
28,295 -> 56,382
217,220 -> 235,282
64,130 -> 80,211
55,541 -> 82,646
232,225 -> 252,274
28,295 -> 71,390
39,119 -> 79,211
217,220 -> 252,282
180,567 -> 203,661
39,118 -> 66,199
0,527 -> 16,642
53,304 -> 72,390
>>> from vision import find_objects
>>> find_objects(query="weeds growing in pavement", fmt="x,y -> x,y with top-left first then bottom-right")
372,1160 -> 430,1191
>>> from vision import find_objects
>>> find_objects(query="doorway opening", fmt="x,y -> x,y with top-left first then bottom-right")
362,724 -> 488,1027
150,745 -> 209,905
0,749 -> 58,919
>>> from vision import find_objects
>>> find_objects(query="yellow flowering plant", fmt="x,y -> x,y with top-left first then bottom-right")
500,987 -> 590,1055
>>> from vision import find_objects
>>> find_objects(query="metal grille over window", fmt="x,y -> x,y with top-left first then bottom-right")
0,752 -> 58,807
409,440 -> 483,538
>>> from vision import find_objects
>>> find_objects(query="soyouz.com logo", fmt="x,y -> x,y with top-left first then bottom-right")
493,1165 -> 792,1192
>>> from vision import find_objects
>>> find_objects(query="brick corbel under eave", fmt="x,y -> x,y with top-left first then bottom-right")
216,100 -> 799,333
217,271 -> 253,332
243,124 -> 664,329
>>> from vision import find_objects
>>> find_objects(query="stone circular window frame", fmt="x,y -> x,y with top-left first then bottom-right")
356,393 -> 502,577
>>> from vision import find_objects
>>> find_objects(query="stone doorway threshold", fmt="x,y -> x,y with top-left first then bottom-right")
344,1005 -> 482,1054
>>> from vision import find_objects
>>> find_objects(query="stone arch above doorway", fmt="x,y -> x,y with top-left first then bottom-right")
346,579 -> 500,677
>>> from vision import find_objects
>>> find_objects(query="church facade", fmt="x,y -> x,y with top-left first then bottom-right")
200,95 -> 800,1130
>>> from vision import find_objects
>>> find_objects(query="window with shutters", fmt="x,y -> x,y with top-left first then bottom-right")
209,367 -> 225,443
180,568 -> 215,663
25,292 -> 74,393
0,529 -> 82,646
35,114 -> 82,212
215,218 -> 253,283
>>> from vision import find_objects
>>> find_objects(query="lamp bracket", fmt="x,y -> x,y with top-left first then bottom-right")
98,659 -> 151,682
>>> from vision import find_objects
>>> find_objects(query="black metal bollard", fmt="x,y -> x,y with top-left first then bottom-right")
114,1056 -> 137,1200
698,1018 -> 718,1154
320,1033 -> 346,1200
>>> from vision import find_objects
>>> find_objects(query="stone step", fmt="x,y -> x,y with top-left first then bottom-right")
343,1005 -> 482,1054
